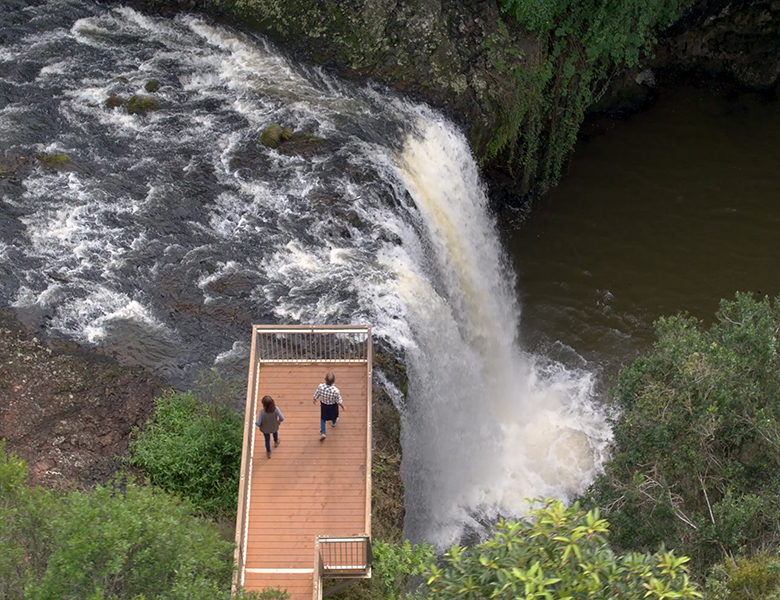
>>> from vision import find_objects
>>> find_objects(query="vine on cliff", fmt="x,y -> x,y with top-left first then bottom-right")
491,0 -> 694,194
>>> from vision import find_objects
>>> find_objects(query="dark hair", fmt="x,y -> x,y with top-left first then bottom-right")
325,372 -> 335,386
261,395 -> 276,413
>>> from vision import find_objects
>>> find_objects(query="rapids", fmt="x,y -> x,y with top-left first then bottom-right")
0,0 -> 609,547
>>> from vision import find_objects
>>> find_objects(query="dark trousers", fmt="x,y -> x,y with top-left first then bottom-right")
263,431 -> 278,453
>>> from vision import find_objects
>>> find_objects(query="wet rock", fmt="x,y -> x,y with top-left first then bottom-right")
276,132 -> 336,158
345,210 -> 363,229
105,94 -> 125,109
653,0 -> 780,89
588,67 -> 658,116
0,152 -> 33,181
144,79 -> 160,92
0,310 -> 168,489
126,94 -> 162,114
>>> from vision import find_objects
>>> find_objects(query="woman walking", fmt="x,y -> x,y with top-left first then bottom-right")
256,395 -> 284,458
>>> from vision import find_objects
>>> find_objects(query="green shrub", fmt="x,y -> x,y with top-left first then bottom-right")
585,293 -> 780,576
425,498 -> 700,600
26,481 -> 235,600
372,539 -> 435,600
705,554 -> 780,600
1,441 -> 255,600
0,440 -> 56,600
129,390 -> 243,519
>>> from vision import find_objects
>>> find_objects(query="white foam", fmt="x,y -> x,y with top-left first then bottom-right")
4,4 -> 612,549
385,110 -> 611,548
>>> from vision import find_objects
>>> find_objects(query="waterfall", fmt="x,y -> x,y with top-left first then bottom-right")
0,0 -> 610,547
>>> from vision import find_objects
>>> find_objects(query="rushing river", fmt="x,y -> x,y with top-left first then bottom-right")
508,81 -> 780,389
0,0 -> 609,547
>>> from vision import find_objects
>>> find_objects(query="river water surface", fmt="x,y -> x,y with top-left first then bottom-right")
1,0 -> 608,548
509,81 -> 780,388
3,0 -> 778,549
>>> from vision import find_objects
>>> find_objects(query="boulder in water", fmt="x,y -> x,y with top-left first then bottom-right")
127,95 -> 162,115
105,94 -> 125,109
144,79 -> 160,93
260,124 -> 283,148
0,153 -> 33,181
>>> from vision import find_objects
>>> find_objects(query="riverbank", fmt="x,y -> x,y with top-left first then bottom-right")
0,306 -> 407,547
0,310 -> 166,488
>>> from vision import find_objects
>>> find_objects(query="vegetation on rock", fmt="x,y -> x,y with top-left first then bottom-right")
36,152 -> 71,167
0,440 -> 260,600
104,94 -> 125,109
129,389 -> 243,519
489,0 -> 695,192
126,94 -> 162,114
188,0 -> 697,197
585,292 -> 780,580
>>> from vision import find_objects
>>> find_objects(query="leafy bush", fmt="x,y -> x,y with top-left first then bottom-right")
705,554 -> 780,600
0,440 -> 56,600
424,498 -> 700,600
129,390 -> 243,518
585,293 -> 780,576
0,441 -> 253,600
372,539 -> 435,600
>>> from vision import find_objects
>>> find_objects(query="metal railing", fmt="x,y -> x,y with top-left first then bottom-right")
254,326 -> 370,363
318,536 -> 373,575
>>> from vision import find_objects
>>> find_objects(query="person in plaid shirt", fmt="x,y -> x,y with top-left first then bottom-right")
313,371 -> 346,441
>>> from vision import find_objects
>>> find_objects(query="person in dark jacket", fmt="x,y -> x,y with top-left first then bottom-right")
256,395 -> 284,458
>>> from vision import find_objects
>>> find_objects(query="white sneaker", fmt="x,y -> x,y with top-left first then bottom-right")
332,418 -> 338,427
320,433 -> 326,441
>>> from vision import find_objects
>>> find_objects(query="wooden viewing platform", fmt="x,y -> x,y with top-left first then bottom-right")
234,326 -> 373,600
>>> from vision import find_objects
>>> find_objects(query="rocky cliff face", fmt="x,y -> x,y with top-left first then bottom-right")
128,0 -> 779,198
131,0 -> 542,192
654,0 -> 780,89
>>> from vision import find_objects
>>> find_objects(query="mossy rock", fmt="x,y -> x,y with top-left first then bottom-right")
281,127 -> 293,141
36,152 -> 71,168
126,95 -> 161,115
112,76 -> 129,84
144,80 -> 160,93
105,95 -> 125,109
277,132 -> 336,158
260,124 -> 283,148
346,210 -> 363,229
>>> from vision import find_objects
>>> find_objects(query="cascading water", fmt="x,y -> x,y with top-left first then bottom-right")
0,0 -> 610,547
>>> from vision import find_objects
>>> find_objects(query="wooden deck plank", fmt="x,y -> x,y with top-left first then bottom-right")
238,361 -> 370,600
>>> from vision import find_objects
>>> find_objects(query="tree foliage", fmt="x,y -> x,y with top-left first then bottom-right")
705,553 -> 780,600
586,293 -> 780,576
372,539 -> 435,600
129,389 -> 243,518
424,498 -> 700,600
0,441 -> 253,600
